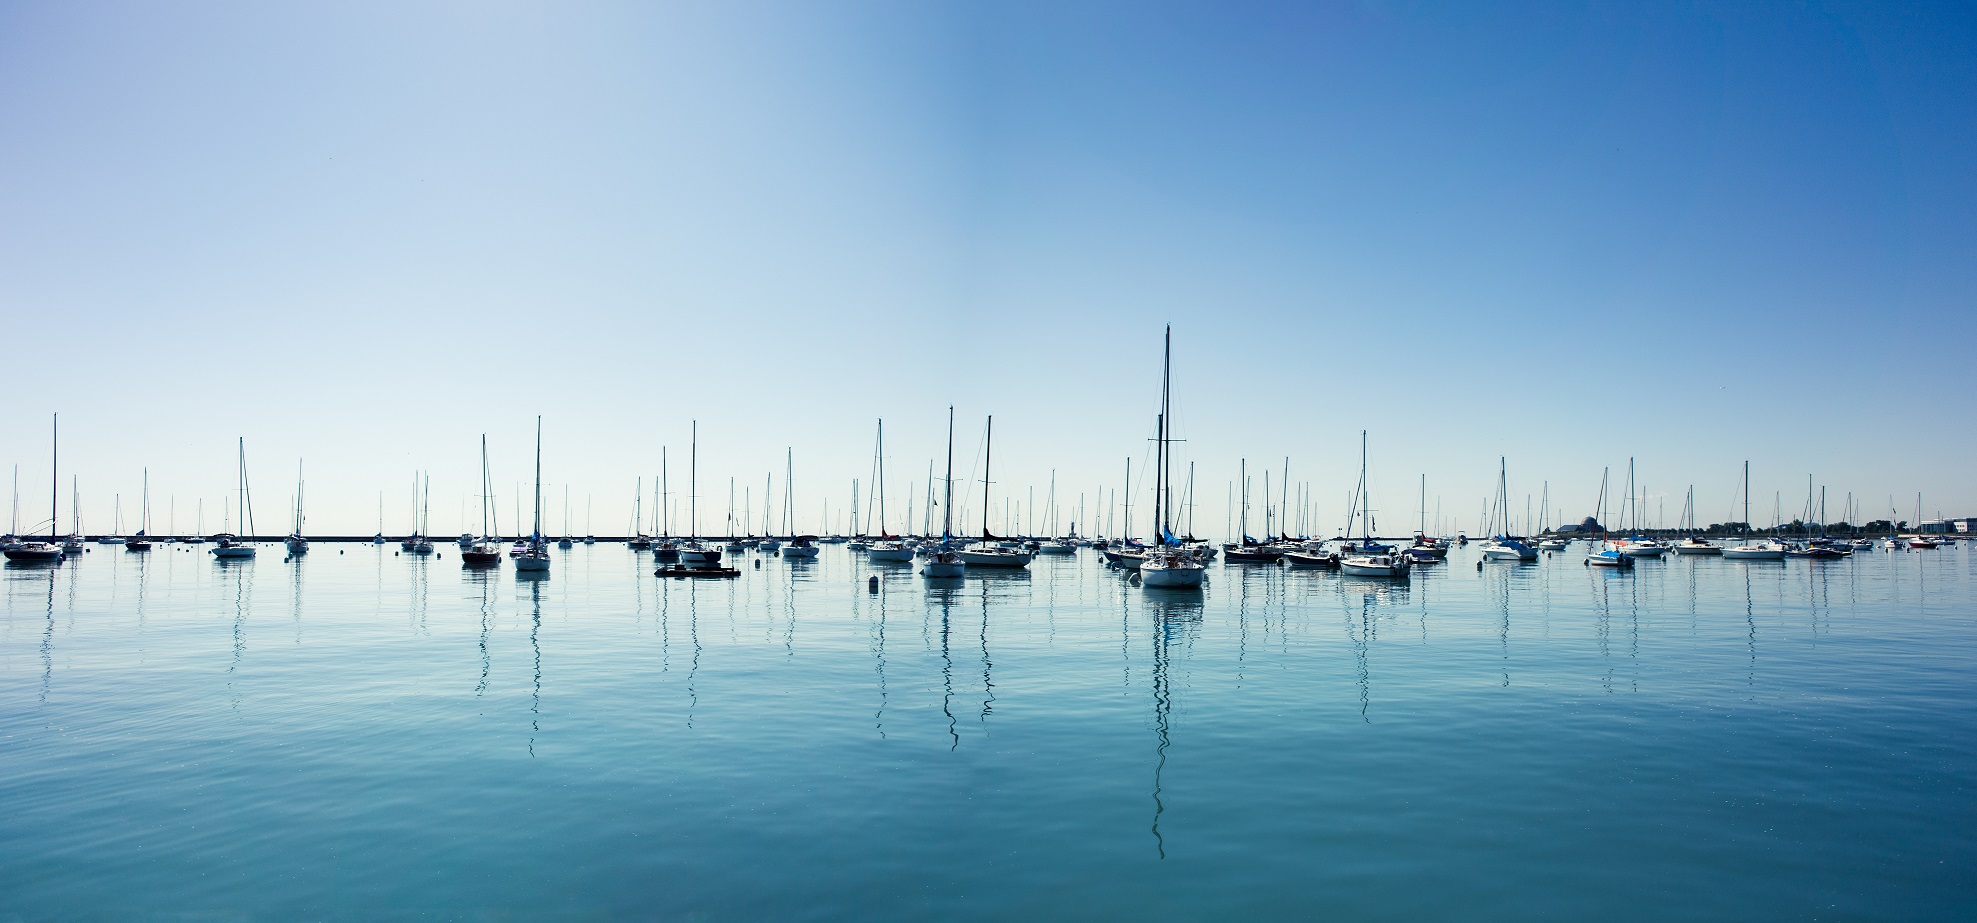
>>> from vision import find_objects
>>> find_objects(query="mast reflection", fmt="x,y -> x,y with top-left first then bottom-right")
1147,592 -> 1202,859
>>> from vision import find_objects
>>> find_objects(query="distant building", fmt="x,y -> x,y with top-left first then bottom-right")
1555,516 -> 1604,535
1922,518 -> 1975,534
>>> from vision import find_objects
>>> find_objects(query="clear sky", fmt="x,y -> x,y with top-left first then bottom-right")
2,1 -> 1971,538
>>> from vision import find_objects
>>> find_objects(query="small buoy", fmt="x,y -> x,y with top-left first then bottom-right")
754,559 -> 761,569
339,549 -> 344,554
395,551 -> 400,556
1476,560 -> 1483,571
437,554 -> 442,560
868,575 -> 879,592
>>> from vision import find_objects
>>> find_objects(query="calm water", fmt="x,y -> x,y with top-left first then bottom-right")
4,542 -> 1974,920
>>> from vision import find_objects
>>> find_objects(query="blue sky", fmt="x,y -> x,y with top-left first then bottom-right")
1,1 -> 1971,536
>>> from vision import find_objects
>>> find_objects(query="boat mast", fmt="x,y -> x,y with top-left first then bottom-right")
689,420 -> 697,540
49,414 -> 58,538
942,406 -> 955,540
877,420 -> 887,537
531,415 -> 542,543
981,416 -> 994,540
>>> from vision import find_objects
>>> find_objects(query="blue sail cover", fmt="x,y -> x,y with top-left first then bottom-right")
1161,526 -> 1180,547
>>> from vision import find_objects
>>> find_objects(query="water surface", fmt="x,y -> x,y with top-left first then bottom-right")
4,542 -> 1974,919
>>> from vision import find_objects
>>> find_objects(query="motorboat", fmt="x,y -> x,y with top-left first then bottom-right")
1672,537 -> 1720,555
2,541 -> 64,563
1285,549 -> 1339,568
1222,544 -> 1282,563
1037,539 -> 1076,555
1339,552 -> 1409,577
1537,537 -> 1567,552
1784,543 -> 1847,559
1721,540 -> 1787,561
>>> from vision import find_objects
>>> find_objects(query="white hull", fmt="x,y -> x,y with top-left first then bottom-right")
957,549 -> 1032,568
1140,561 -> 1205,587
514,554 -> 551,572
921,560 -> 965,578
783,546 -> 820,558
1722,546 -> 1786,560
1339,555 -> 1409,577
211,546 -> 256,559
1481,544 -> 1535,561
1620,543 -> 1670,557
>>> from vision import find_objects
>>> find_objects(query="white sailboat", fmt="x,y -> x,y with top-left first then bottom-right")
284,461 -> 309,555
867,419 -> 914,563
781,450 -> 819,559
680,421 -> 721,565
920,406 -> 965,578
515,416 -> 552,573
1721,462 -> 1786,560
210,438 -> 258,559
956,416 -> 1033,569
1339,432 -> 1409,578
1139,326 -> 1206,589
3,414 -> 64,564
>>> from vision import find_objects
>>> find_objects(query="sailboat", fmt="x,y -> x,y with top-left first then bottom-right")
1338,432 -> 1409,577
679,421 -> 721,565
126,468 -> 155,552
371,493 -> 386,544
1722,462 -> 1786,560
584,495 -> 595,544
402,474 -> 434,554
1585,467 -> 1634,568
1672,484 -> 1720,554
1139,326 -> 1206,589
514,417 -> 552,573
284,462 -> 308,555
558,485 -> 574,549
3,414 -> 64,563
62,478 -> 85,555
461,436 -> 504,567
868,420 -> 914,563
957,416 -> 1033,568
1479,459 -> 1536,562
210,438 -> 258,559
781,450 -> 819,559
655,452 -> 682,561
99,495 -> 126,544
920,407 -> 966,578
628,476 -> 652,551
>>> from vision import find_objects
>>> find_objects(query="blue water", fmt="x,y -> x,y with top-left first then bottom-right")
4,543 -> 1974,919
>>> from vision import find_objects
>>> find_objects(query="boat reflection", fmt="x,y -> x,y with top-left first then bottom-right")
1146,592 -> 1202,859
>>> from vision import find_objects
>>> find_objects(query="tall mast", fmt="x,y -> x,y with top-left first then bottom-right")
689,420 -> 697,540
877,419 -> 887,536
531,415 -> 542,541
49,414 -> 58,538
942,407 -> 955,539
983,416 -> 993,539
481,435 -> 491,540
662,448 -> 669,537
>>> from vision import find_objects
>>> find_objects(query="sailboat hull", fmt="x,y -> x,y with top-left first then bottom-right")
867,546 -> 913,562
1140,560 -> 1205,587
